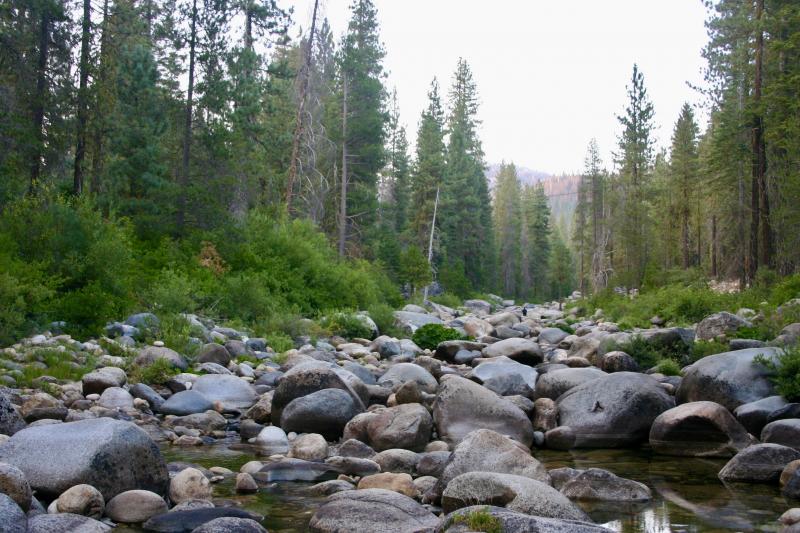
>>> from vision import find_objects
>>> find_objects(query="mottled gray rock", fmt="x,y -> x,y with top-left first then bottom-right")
676,348 -> 780,410
280,388 -> 362,440
97,386 -> 134,410
719,443 -> 800,483
433,375 -> 534,447
130,383 -> 165,411
308,488 -> 439,533
271,367 -> 366,424
143,508 -> 261,533
191,517 -> 267,533
733,395 -> 789,435
559,468 -> 651,502
442,472 -> 588,521
82,367 -> 127,395
159,390 -> 214,416
762,419 -> 800,450
394,311 -> 443,334
0,391 -> 25,436
556,372 -> 674,448
192,374 -> 257,411
0,462 -> 31,510
650,401 -> 757,457
170,468 -> 212,504
434,341 -> 487,362
538,327 -> 570,345
26,513 -> 110,533
134,346 -> 188,371
696,312 -> 751,341
534,367 -> 606,401
482,338 -> 543,365
105,490 -> 167,523
343,403 -> 432,452
378,363 -> 438,394
0,418 -> 168,500
472,358 -> 537,390
0,493 -> 25,533
437,506 -> 613,533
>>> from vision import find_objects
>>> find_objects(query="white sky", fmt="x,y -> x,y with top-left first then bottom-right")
278,0 -> 710,175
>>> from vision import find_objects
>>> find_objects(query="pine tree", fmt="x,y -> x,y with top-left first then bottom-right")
493,162 -> 521,297
669,103 -> 700,270
521,183 -> 551,300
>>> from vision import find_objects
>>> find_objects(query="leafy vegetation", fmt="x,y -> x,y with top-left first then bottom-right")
412,323 -> 466,350
128,357 -> 179,386
16,348 -> 96,387
755,347 -> 800,402
451,507 -> 502,533
654,358 -> 682,376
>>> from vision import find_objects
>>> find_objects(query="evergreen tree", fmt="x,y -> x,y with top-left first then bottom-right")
521,183 -> 551,300
549,229 -> 575,300
669,103 -> 700,269
493,162 -> 521,297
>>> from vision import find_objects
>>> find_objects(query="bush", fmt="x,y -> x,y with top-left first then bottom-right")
367,303 -> 402,338
265,332 -> 294,353
430,293 -> 463,310
755,346 -> 800,401
452,508 -> 501,533
17,348 -> 96,387
412,323 -> 466,350
654,358 -> 682,376
320,312 -> 373,340
129,357 -> 178,386
690,339 -> 730,360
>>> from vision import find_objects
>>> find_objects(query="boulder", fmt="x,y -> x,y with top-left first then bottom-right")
0,391 -> 25,436
169,467 -> 211,503
271,367 -> 366,424
461,317 -> 494,338
696,311 -> 751,341
324,456 -> 380,477
481,338 -> 543,365
81,367 -> 127,395
429,429 -> 549,503
254,458 -> 339,482
130,383 -> 165,411
433,375 -> 534,447
437,506 -> 613,533
442,472 -> 588,521
192,375 -> 257,411
464,299 -> 492,315
600,351 -> 640,373
0,493 -> 25,533
254,426 -> 289,454
0,418 -> 168,500
0,462 -> 31,510
195,344 -> 232,366
377,363 -> 438,394
280,388 -> 362,440
676,348 -> 780,410
97,386 -> 134,410
164,411 -> 226,435
393,311 -> 443,334
20,393 -> 66,422
142,508 -> 260,533
159,390 -> 214,416
762,419 -> 800,450
538,327 -> 570,345
471,358 -> 537,392
105,490 -> 167,523
649,401 -> 757,457
289,433 -> 328,462
534,367 -> 606,401
373,449 -> 420,475
559,468 -> 651,502
26,513 -> 109,532
308,488 -> 439,533
532,398 -> 558,432
191,517 -> 267,533
434,340 -> 488,362
556,372 -> 674,448
134,346 -> 188,371
734,395 -> 789,435
719,443 -> 800,483
55,484 -> 104,518
336,438 -> 376,459
357,472 -> 419,498
343,403 -> 432,452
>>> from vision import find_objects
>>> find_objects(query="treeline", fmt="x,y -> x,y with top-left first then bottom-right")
571,0 -> 800,294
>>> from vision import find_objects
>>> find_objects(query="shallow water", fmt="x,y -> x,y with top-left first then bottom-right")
153,441 -> 791,533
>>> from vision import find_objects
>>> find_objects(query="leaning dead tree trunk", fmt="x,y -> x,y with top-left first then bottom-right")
422,186 -> 440,301
285,0 -> 320,212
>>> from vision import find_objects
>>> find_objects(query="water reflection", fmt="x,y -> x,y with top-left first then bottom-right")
150,442 -> 788,533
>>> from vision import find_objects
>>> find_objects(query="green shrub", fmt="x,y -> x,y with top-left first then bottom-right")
128,357 -> 178,385
654,358 -> 682,376
320,312 -> 373,340
367,303 -> 402,338
430,292 -> 463,310
17,348 -> 96,387
755,346 -> 800,401
265,332 -> 294,353
690,339 -> 730,360
452,507 -> 502,533
98,337 -> 136,359
412,323 -> 466,350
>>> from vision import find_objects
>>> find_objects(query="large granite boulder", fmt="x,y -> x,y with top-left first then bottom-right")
555,372 -> 674,448
762,419 -> 800,450
428,429 -> 549,503
437,506 -> 613,533
377,363 -> 438,394
433,375 -> 534,447
280,388 -> 362,440
442,472 -> 588,521
481,338 -> 543,365
696,312 -> 751,341
158,390 -> 214,416
271,366 -> 367,424
308,488 -> 439,533
534,367 -> 606,401
676,348 -> 780,410
343,403 -> 432,452
719,443 -> 800,483
558,468 -> 652,502
649,401 -> 757,457
134,346 -> 188,371
471,357 -> 537,392
191,374 -> 257,411
195,344 -> 232,366
734,395 -> 789,435
393,311 -> 443,334
0,418 -> 168,500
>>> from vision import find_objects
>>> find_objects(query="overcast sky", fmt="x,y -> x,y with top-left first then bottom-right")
279,0 -> 710,175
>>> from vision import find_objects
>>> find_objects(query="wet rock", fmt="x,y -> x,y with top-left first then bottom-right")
377,363 -> 437,394
191,517 -> 267,533
482,338 -> 543,365
433,375 -> 534,447
734,395 -> 789,435
308,488 -> 439,533
556,372 -> 674,448
719,443 -> 800,483
159,390 -> 214,416
343,403 -> 432,452
696,312 -> 751,341
280,388 -> 362,440
650,401 -> 757,457
26,512 -> 109,532
429,429 -> 549,503
437,505 -> 613,533
534,367 -> 606,401
254,459 -> 339,482
676,347 -> 780,410
105,490 -> 167,523
762,419 -> 800,450
357,472 -> 419,498
169,467 -> 212,503
0,418 -> 168,500
0,462 -> 31,511
442,472 -> 588,521
559,468 -> 651,502
143,508 -> 261,533
192,374 -> 257,411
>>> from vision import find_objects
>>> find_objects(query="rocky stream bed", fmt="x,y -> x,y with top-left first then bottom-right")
1,296 -> 799,532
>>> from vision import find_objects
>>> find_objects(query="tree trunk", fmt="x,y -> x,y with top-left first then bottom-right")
90,0 -> 110,195
711,214 -> 718,278
337,75 -> 348,258
30,9 -> 50,193
177,0 -> 198,234
73,0 -> 91,196
681,203 -> 689,270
